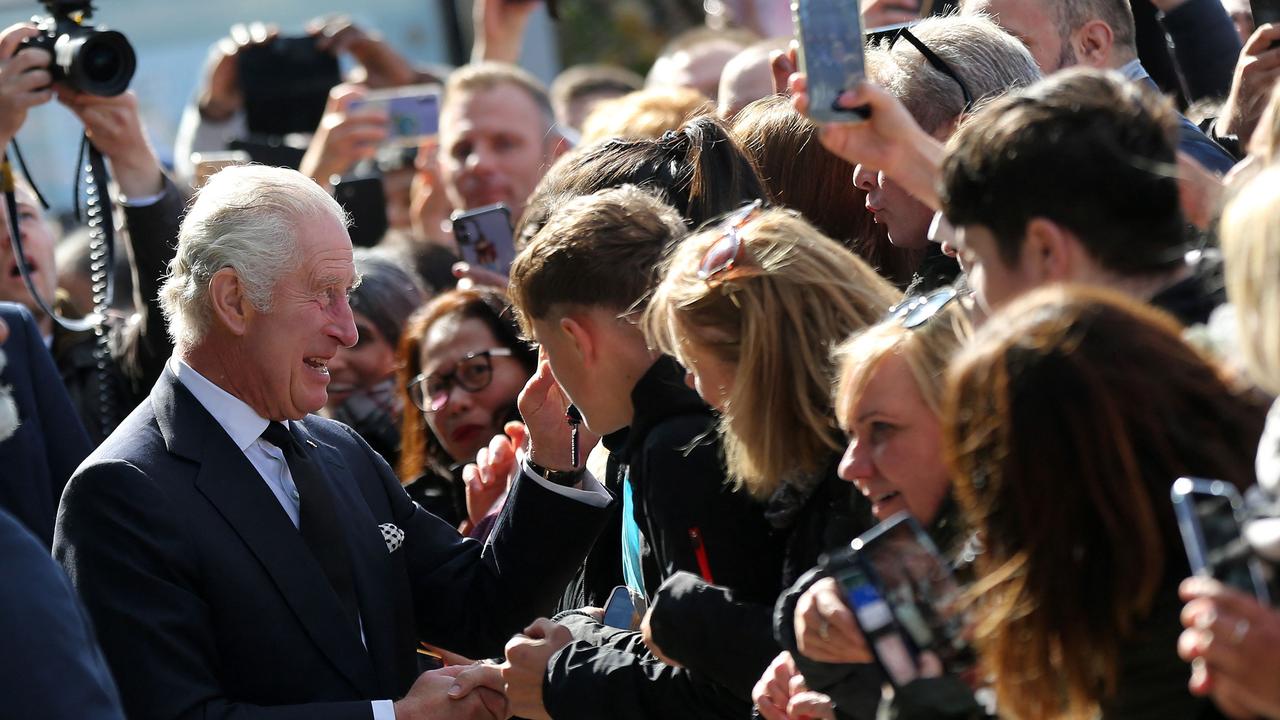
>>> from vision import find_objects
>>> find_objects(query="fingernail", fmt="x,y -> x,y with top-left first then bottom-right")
448,683 -> 462,697
1195,608 -> 1217,630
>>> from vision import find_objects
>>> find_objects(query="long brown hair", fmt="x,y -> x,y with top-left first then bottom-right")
396,289 -> 537,481
943,286 -> 1263,719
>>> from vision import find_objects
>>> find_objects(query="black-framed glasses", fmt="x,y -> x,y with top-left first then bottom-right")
697,199 -> 765,282
408,348 -> 514,413
893,26 -> 975,111
886,286 -> 959,329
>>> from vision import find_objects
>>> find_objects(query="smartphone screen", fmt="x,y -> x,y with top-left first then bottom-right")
1172,477 -> 1271,603
853,513 -> 975,679
238,35 -> 341,137
452,204 -> 516,276
831,561 -> 922,687
349,85 -> 442,147
792,0 -> 869,124
602,585 -> 637,629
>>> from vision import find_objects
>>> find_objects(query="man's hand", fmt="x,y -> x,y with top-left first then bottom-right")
861,0 -> 921,27
57,89 -> 162,198
0,24 -> 53,147
517,356 -> 599,472
472,0 -> 541,64
499,618 -> 572,720
394,665 -> 507,720
1179,576 -> 1280,719
1219,23 -> 1280,142
197,23 -> 278,122
461,421 -> 526,526
794,577 -> 873,664
298,84 -> 388,188
308,15 -> 417,89
790,75 -> 945,210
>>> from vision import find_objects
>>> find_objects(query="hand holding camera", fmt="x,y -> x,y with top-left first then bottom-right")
0,23 -> 54,146
298,84 -> 389,188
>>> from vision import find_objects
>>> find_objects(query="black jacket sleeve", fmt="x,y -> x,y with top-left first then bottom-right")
646,571 -> 781,699
115,174 -> 186,398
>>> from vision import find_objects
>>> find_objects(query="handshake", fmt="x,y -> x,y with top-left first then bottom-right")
398,618 -> 573,720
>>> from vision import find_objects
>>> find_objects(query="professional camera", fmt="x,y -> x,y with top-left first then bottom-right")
20,0 -> 135,97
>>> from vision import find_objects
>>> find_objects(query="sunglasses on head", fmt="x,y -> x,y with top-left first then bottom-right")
697,199 -> 766,282
886,286 -> 959,329
892,26 -> 975,111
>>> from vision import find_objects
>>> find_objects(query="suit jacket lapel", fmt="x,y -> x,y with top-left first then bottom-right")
295,421 -> 414,698
154,371 -> 380,698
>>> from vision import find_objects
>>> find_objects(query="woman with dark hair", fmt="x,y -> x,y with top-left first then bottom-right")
944,286 -> 1264,720
517,113 -> 771,247
397,288 -> 537,531
730,94 -> 917,288
323,248 -> 426,470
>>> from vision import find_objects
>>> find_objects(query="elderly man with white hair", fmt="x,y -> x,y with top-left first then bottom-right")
53,165 -> 612,720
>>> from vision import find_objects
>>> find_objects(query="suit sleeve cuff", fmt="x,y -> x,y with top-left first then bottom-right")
522,459 -> 612,508
372,699 -> 395,720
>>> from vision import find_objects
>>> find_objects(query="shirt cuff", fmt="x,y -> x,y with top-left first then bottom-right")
115,189 -> 166,208
372,699 -> 396,720
522,459 -> 612,508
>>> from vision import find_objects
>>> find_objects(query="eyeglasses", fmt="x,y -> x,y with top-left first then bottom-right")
886,286 -> 959,329
408,348 -> 514,413
697,199 -> 765,282
892,26 -> 975,111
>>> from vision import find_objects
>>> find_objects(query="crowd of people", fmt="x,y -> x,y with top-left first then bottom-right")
2,0 -> 1280,718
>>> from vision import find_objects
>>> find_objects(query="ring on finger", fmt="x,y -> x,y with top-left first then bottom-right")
1230,617 -> 1250,645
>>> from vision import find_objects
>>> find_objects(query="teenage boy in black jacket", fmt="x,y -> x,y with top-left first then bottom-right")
453,186 -> 783,719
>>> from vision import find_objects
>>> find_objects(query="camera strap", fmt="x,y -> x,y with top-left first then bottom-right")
4,134 -> 120,434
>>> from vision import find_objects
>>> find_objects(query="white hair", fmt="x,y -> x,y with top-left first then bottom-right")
867,14 -> 1042,134
159,165 -> 350,353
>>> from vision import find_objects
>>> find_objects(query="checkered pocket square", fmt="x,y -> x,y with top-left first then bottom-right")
379,523 -> 404,553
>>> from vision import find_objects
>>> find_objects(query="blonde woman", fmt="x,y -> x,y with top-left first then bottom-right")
640,205 -> 899,701
1180,164 -> 1280,720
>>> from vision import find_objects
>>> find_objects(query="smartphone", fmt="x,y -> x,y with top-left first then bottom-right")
238,35 -> 341,137
452,204 -> 516,276
1172,477 -> 1271,603
334,175 -> 390,248
602,585 -> 640,629
823,512 -> 975,688
792,0 -> 870,123
1252,0 -> 1280,27
190,150 -> 251,189
349,85 -> 442,147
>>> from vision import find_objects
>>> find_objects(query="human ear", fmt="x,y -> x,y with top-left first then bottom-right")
1074,20 -> 1114,68
1023,218 -> 1076,282
559,315 -> 594,367
208,268 -> 250,336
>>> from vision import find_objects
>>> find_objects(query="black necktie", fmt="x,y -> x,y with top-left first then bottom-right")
261,421 -> 361,629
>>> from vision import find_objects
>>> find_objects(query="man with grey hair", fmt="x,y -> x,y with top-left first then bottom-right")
439,62 -> 570,226
54,164 -> 612,720
853,14 -> 1041,294
960,0 -> 1237,171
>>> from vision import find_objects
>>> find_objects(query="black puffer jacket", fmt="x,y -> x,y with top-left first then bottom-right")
546,445 -> 875,720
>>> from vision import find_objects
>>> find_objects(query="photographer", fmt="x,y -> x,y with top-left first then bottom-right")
0,20 -> 185,443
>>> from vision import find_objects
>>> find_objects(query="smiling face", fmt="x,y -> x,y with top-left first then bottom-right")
231,212 -> 360,420
439,83 -> 554,223
419,316 -> 530,463
324,310 -> 399,409
838,353 -> 950,523
0,185 -> 58,326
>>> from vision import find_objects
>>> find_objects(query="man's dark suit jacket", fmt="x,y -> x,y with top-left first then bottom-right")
54,368 -> 612,720
0,302 -> 92,546
0,505 -> 125,720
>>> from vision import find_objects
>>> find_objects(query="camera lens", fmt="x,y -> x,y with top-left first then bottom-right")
65,30 -> 136,96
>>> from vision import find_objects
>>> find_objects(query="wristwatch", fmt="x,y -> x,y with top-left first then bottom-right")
525,458 -> 584,487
